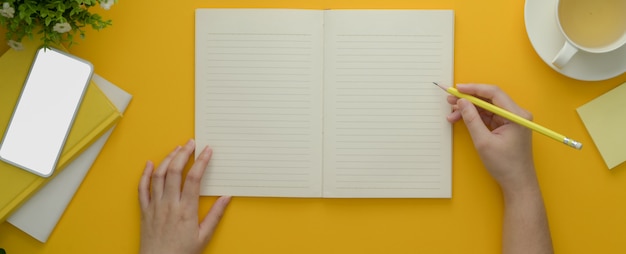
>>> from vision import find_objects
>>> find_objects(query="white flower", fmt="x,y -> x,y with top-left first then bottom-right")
53,22 -> 72,33
8,40 -> 23,51
100,0 -> 114,10
0,2 -> 15,18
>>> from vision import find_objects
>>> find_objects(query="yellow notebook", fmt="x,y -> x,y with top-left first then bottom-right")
0,40 -> 121,222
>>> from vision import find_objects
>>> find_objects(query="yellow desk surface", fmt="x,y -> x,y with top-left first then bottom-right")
1,0 -> 626,253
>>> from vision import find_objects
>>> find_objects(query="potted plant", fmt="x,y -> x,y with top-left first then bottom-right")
0,0 -> 116,50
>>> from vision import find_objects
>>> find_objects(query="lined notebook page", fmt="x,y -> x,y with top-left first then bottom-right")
322,10 -> 453,197
195,9 -> 324,197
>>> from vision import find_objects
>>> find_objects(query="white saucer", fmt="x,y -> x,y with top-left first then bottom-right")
524,0 -> 626,81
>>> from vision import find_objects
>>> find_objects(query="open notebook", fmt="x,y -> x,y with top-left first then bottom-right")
195,9 -> 454,198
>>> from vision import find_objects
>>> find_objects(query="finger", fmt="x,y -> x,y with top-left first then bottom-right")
152,146 -> 181,201
139,161 -> 154,211
456,84 -> 528,117
458,99 -> 492,148
199,196 -> 232,243
446,107 -> 462,123
182,146 -> 212,203
163,139 -> 196,201
446,94 -> 459,105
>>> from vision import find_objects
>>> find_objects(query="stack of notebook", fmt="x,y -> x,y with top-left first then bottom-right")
0,39 -> 132,242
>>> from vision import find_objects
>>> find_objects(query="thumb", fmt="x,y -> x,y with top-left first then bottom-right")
199,196 -> 232,244
458,99 -> 491,144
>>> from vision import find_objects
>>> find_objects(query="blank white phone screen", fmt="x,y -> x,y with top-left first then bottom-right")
0,48 -> 93,177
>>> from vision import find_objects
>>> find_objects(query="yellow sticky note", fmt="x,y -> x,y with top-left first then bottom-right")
577,82 -> 626,169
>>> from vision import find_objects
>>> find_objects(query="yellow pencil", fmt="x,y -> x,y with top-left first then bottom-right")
433,82 -> 582,150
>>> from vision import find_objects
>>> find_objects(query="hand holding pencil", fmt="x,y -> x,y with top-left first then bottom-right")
436,83 -> 582,150
443,84 -> 555,253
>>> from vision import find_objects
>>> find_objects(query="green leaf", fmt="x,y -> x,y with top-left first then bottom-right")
1,0 -> 116,48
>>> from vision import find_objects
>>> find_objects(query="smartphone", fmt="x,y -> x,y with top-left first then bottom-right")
0,47 -> 93,177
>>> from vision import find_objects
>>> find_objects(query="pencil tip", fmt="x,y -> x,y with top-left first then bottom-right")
432,82 -> 446,91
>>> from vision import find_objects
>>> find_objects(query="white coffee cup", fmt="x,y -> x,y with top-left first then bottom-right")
551,0 -> 626,69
